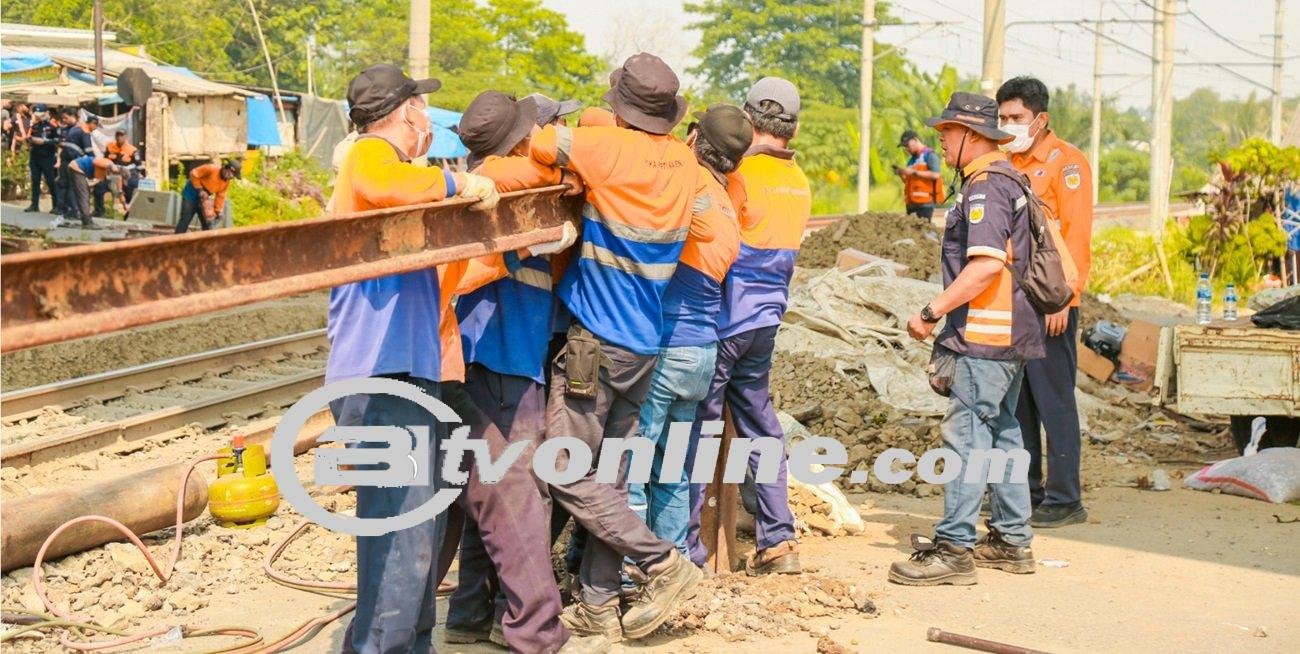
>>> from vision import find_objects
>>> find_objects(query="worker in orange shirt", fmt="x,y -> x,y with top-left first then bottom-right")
896,129 -> 946,220
996,76 -> 1094,528
324,63 -> 502,654
174,159 -> 240,233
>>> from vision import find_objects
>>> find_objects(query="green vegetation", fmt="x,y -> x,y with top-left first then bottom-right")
227,151 -> 330,226
1089,139 -> 1295,304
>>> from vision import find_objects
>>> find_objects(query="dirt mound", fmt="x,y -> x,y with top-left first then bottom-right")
663,570 -> 878,642
798,213 -> 942,282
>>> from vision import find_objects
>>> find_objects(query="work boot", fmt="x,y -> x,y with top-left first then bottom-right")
973,521 -> 1036,574
888,535 -> 977,586
560,599 -> 623,643
488,621 -> 507,648
745,539 -> 801,576
621,550 -> 703,640
557,634 -> 612,654
443,617 -> 502,646
1030,503 -> 1087,528
23,204 -> 39,212
80,218 -> 103,230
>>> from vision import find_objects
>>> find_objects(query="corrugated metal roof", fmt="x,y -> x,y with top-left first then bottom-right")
4,44 -> 251,98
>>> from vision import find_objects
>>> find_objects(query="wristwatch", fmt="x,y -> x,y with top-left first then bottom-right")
920,304 -> 941,324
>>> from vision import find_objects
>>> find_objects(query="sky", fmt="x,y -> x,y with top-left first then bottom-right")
541,0 -> 1300,111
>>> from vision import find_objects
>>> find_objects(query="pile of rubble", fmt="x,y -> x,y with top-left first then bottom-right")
798,213 -> 942,282
663,570 -> 878,643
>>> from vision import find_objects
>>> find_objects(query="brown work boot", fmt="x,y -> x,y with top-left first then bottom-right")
973,521 -> 1036,574
557,634 -> 612,654
888,535 -> 978,586
745,539 -> 801,576
621,550 -> 703,640
560,599 -> 623,643
443,617 -> 502,646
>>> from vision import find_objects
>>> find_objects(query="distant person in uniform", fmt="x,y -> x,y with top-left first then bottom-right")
24,105 -> 61,213
897,129 -> 945,220
175,159 -> 240,233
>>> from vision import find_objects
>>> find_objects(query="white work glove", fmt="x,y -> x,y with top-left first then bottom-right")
528,221 -> 578,257
457,172 -> 500,211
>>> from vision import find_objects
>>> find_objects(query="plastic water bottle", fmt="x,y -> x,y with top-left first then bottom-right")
1195,273 -> 1213,325
1223,283 -> 1238,321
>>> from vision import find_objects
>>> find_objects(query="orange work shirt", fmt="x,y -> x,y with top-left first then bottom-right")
188,163 -> 231,214
1009,129 -> 1093,307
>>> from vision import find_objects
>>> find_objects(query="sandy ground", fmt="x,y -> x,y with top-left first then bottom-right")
10,483 -> 1286,653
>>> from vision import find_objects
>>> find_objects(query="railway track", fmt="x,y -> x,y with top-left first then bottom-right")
804,201 -> 1198,232
0,329 -> 328,468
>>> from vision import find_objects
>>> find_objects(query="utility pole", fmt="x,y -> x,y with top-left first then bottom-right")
245,0 -> 288,125
981,0 -> 1006,96
93,0 -> 104,86
1090,8 -> 1104,206
1271,0 -> 1285,143
1150,0 -> 1176,290
409,0 -> 431,98
858,0 -> 876,214
306,33 -> 316,96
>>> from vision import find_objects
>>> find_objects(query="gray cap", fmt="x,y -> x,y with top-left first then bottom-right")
745,76 -> 800,119
524,93 -> 581,125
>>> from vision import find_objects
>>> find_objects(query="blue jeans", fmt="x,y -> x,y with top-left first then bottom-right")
934,355 -> 1034,549
628,343 -> 716,556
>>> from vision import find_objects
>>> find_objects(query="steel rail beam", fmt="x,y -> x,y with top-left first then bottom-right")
1,187 -> 580,353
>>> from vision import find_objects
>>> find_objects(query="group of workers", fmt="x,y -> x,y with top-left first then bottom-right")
9,103 -> 142,229
322,50 -> 1093,654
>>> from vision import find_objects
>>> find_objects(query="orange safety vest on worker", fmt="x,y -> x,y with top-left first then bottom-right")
1008,129 -> 1093,308
106,141 -> 138,165
904,146 -> 947,206
326,135 -> 503,383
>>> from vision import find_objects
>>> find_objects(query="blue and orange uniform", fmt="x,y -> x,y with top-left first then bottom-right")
443,153 -> 572,653
631,164 -> 740,554
325,134 -> 464,654
527,120 -> 692,607
690,142 -> 811,565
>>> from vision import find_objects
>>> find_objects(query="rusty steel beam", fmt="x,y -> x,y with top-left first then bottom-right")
1,187 -> 580,353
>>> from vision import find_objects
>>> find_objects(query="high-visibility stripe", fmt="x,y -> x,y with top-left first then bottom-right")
1014,195 -> 1027,210
580,241 -> 677,280
555,125 -> 574,167
968,308 -> 1013,320
583,203 -> 689,244
692,192 -> 712,215
510,266 -> 553,292
965,323 -> 1013,335
968,331 -> 1012,346
966,245 -> 1007,261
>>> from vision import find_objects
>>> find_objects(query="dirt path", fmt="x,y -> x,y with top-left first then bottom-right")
18,484 -> 1279,654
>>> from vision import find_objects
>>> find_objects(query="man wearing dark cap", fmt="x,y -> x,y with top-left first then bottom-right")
442,90 -> 602,654
628,104 -> 748,556
526,52 -> 702,643
24,104 -> 60,213
897,128 -> 945,220
525,92 -> 582,126
890,92 -> 1045,587
324,63 -> 502,654
174,159 -> 241,233
691,76 -> 809,577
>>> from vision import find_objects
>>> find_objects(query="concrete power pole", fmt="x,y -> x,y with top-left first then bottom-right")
409,0 -> 431,97
92,0 -> 104,87
1090,9 -> 1104,206
981,0 -> 1006,96
1271,0 -> 1286,143
858,0 -> 876,214
1149,0 -> 1176,289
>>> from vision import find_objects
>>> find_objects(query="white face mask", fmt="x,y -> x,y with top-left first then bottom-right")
402,103 -> 433,160
1000,115 -> 1043,154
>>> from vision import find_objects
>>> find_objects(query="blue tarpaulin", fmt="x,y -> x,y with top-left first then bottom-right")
0,52 -> 54,74
428,124 -> 467,159
426,106 -> 462,129
246,95 -> 282,147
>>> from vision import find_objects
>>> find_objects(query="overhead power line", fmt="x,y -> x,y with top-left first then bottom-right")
1183,8 -> 1300,61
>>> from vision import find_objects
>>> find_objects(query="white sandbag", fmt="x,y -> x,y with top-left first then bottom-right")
778,412 -> 866,535
1183,447 -> 1300,503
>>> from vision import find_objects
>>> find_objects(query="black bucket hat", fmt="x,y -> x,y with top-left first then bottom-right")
924,92 -> 1014,144
459,91 -> 540,167
692,104 -> 753,166
347,63 -> 441,128
602,53 -> 688,135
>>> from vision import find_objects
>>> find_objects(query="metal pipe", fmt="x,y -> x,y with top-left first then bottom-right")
0,410 -> 331,571
1,187 -> 580,352
927,628 -> 1050,654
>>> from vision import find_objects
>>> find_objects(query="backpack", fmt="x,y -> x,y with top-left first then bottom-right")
965,166 -> 1076,315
